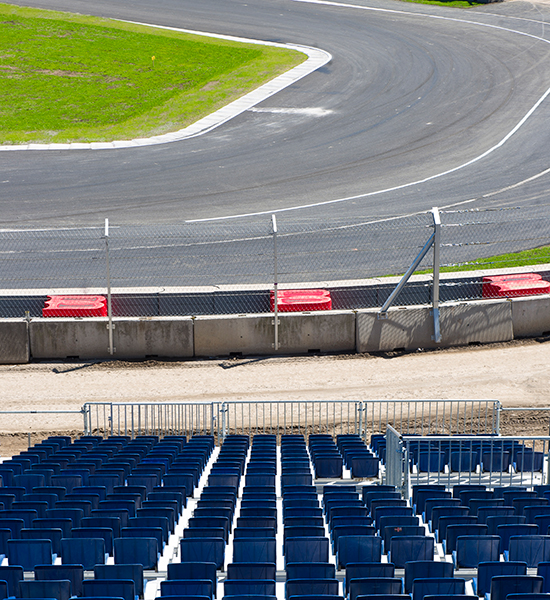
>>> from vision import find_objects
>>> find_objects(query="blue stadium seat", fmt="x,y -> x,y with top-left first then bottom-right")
94,564 -> 144,599
82,579 -> 135,600
233,538 -> 276,564
286,579 -> 339,600
487,516 -> 526,536
345,563 -> 395,596
404,561 -> 454,594
61,537 -> 105,569
453,535 -> 500,568
337,536 -> 382,569
286,563 -> 336,581
489,576 -> 544,600
444,524 -> 488,554
498,525 -> 539,552
411,578 -> 465,600
20,528 -> 62,556
162,580 -> 214,599
389,536 -> 434,569
224,580 -> 276,598
226,564 -> 276,581
0,580 -> 6,600
7,539 -> 53,570
35,565 -> 84,598
114,537 -> 158,571
0,566 -> 24,597
537,563 -> 550,593
349,577 -> 402,600
507,536 -> 550,567
180,538 -> 225,570
473,561 -> 527,597
19,580 -> 71,600
284,537 -> 329,566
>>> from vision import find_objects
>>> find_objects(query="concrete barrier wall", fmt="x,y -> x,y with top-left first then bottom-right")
0,319 -> 29,364
0,293 -> 549,363
194,311 -> 356,357
356,299 -> 514,353
29,317 -> 194,361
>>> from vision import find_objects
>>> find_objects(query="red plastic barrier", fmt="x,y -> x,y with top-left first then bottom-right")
482,273 -> 550,298
43,295 -> 108,317
270,289 -> 332,312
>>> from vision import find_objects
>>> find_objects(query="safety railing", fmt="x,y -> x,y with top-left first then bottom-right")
83,399 -> 500,444
83,402 -> 222,443
384,432 -> 550,493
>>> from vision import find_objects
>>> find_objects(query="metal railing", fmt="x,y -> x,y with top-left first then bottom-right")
385,432 -> 550,492
83,402 -> 222,443
83,399 -> 499,444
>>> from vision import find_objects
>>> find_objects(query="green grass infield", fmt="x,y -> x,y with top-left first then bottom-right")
0,3 -> 306,144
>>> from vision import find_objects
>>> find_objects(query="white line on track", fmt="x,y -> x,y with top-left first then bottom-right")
185,0 -> 550,222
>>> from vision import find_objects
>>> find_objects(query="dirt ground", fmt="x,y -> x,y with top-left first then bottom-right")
1,336 -> 550,457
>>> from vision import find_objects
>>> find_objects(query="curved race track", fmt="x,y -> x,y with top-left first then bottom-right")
1,0 -> 550,227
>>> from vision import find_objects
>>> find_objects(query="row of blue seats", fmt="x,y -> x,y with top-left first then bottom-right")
0,433 -> 216,572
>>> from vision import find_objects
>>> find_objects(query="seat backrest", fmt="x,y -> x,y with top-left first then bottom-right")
508,536 -> 550,567
20,579 -> 71,600
35,565 -> 85,598
82,579 -> 135,600
284,536 -> 329,566
404,561 -> 454,593
0,566 -> 24,597
497,525 -> 539,552
233,537 -> 277,564
180,538 -> 225,570
337,536 -> 382,570
61,537 -> 105,570
286,578 -> 339,600
490,575 -> 544,600
444,524 -> 488,553
454,535 -> 501,568
224,579 -> 276,597
161,579 -> 214,599
114,537 -> 158,570
226,563 -> 276,581
411,578 -> 465,600
476,561 -> 527,597
286,562 -> 336,581
7,539 -> 52,571
349,577 -> 402,600
389,536 -> 434,569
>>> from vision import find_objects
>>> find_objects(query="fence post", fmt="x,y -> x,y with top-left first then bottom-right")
431,207 -> 442,343
104,218 -> 115,356
272,215 -> 280,352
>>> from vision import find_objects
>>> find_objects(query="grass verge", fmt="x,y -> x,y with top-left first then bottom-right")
0,3 -> 306,144
412,246 -> 550,276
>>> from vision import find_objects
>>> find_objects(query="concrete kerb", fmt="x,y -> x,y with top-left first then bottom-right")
0,22 -> 331,152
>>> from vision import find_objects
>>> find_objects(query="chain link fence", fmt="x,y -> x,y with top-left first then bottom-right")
0,202 -> 549,318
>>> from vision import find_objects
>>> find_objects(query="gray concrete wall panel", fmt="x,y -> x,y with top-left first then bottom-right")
356,307 -> 434,353
0,320 -> 29,364
440,300 -> 513,346
511,295 -> 550,338
30,317 -> 193,360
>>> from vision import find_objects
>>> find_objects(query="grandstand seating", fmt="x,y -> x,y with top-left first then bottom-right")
3,430 -> 550,600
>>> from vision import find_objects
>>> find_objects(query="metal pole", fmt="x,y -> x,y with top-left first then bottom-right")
432,207 -> 442,343
272,215 -> 279,351
104,218 -> 115,356
379,231 -> 435,315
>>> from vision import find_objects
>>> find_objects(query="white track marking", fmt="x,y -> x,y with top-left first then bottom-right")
185,0 -> 550,222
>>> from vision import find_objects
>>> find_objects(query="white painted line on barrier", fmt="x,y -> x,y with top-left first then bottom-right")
0,22 -> 331,152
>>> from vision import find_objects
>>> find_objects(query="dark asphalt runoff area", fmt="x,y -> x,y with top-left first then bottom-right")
2,0 -> 550,289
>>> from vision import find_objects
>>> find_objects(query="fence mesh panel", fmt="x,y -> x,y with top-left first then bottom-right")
0,202 -> 548,317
